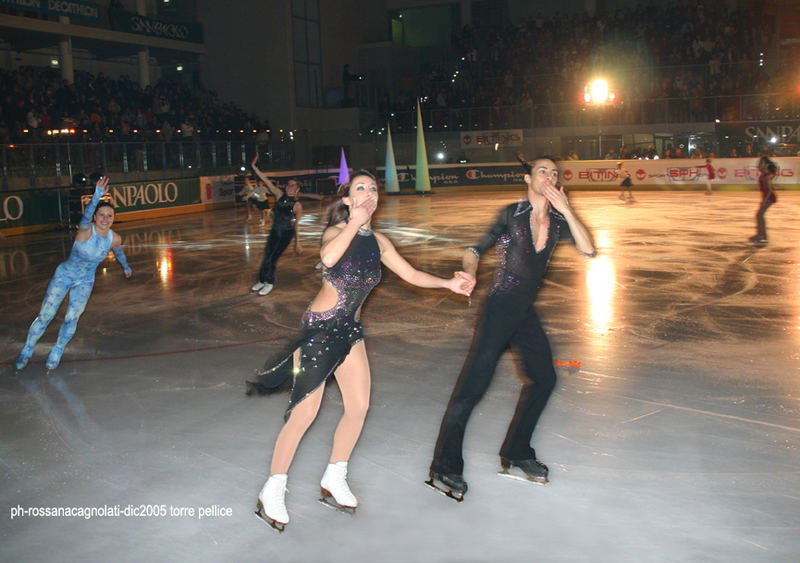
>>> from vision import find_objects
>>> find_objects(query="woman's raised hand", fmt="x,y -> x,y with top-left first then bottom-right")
349,196 -> 377,227
97,176 -> 110,196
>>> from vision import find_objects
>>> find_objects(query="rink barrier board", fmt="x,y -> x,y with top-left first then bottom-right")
2,159 -> 798,236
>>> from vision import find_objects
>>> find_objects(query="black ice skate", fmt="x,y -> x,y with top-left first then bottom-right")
254,500 -> 286,533
245,380 -> 271,396
425,471 -> 467,502
498,457 -> 549,485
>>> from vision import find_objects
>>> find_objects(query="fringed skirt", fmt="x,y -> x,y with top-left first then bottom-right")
246,312 -> 364,420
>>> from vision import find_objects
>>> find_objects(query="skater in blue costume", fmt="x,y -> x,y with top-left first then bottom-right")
15,177 -> 132,371
248,170 -> 475,531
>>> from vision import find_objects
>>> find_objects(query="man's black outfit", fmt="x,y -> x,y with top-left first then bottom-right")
431,199 -> 576,476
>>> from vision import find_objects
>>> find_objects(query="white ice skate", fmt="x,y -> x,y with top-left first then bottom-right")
255,474 -> 289,532
319,461 -> 357,515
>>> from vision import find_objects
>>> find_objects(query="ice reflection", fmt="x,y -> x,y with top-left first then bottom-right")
586,231 -> 615,344
156,249 -> 173,287
794,247 -> 800,341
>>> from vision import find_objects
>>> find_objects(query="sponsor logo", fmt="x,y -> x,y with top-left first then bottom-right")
744,124 -> 800,143
0,195 -> 24,222
577,168 -> 617,182
716,167 -> 727,179
666,167 -> 701,182
734,167 -> 762,181
562,169 -> 573,181
130,15 -> 190,40
471,132 -> 521,145
461,130 -> 523,147
464,169 -> 526,183
429,173 -> 460,185
111,182 -> 179,208
635,169 -> 647,181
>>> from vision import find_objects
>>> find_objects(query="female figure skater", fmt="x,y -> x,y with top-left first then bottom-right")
249,154 -> 323,296
246,170 -> 474,531
750,161 -> 777,245
617,161 -> 634,201
15,177 -> 132,371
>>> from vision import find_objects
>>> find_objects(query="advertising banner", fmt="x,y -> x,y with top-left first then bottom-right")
199,175 -> 236,204
105,178 -> 201,213
108,8 -> 204,43
0,0 -> 100,21
460,129 -> 523,149
0,189 -> 63,232
558,158 -> 800,188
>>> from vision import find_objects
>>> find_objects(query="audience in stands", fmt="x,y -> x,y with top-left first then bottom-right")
0,66 -> 269,142
385,1 -> 796,130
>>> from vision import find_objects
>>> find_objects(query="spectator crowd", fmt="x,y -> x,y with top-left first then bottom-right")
388,1 -> 797,129
0,66 -> 270,144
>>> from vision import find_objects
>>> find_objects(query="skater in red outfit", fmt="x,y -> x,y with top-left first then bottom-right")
703,158 -> 715,195
248,170 -> 474,531
750,161 -> 777,245
428,156 -> 595,500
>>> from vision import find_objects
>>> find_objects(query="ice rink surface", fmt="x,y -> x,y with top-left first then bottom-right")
1,188 -> 799,562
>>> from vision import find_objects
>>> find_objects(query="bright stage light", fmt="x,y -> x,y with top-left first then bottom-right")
584,79 -> 616,105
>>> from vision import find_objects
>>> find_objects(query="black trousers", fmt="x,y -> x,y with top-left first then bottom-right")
431,289 -> 557,475
258,225 -> 294,284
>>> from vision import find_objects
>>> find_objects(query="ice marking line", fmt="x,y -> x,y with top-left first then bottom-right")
742,539 -> 769,552
621,395 -> 800,434
48,334 -> 290,366
620,409 -> 664,424
576,369 -> 625,380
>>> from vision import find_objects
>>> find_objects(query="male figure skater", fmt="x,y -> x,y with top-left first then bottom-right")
428,156 -> 595,500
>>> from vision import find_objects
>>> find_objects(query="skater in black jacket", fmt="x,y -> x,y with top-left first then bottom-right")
428,156 -> 595,500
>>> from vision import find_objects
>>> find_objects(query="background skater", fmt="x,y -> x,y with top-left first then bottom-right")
750,160 -> 777,245
249,154 -> 324,296
703,158 -> 715,195
428,156 -> 595,500
617,161 -> 634,201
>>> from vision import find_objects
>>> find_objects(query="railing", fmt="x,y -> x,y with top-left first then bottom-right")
1,139 -> 293,191
5,92 -> 799,189
375,92 -> 800,133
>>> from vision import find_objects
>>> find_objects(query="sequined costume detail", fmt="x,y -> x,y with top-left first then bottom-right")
249,228 -> 381,419
469,200 -> 572,298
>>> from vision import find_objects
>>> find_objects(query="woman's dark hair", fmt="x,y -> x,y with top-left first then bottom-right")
93,201 -> 114,220
325,169 -> 379,227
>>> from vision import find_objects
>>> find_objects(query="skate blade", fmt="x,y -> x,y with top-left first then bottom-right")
424,478 -> 464,502
254,500 -> 286,532
318,494 -> 356,515
498,469 -> 548,486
